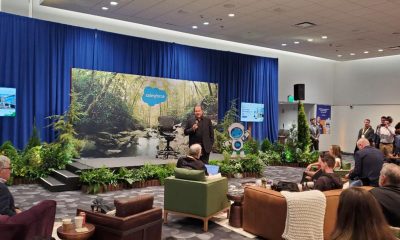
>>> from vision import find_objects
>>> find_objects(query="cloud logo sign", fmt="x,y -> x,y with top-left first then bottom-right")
142,86 -> 167,106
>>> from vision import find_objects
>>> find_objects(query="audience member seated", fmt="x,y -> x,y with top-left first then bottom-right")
0,155 -> 19,216
301,152 -> 324,183
330,145 -> 342,170
176,144 -> 208,175
331,187 -> 396,240
347,138 -> 384,187
370,163 -> 400,227
314,153 -> 342,191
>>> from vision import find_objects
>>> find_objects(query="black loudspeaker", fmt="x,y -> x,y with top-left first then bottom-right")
294,84 -> 305,100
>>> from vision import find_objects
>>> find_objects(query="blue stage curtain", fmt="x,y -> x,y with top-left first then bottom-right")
0,12 -> 278,149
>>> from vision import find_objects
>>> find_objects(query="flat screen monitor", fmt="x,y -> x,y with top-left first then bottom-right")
240,102 -> 264,122
0,87 -> 16,117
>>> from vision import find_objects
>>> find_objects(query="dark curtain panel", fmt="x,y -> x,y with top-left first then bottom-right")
0,12 -> 278,149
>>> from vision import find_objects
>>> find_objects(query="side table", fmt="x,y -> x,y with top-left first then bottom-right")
226,193 -> 244,228
57,223 -> 95,240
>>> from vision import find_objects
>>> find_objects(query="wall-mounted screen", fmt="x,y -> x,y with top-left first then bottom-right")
0,87 -> 16,117
240,102 -> 264,122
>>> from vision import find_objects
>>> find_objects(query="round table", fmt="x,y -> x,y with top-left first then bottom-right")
57,223 -> 95,240
226,193 -> 244,228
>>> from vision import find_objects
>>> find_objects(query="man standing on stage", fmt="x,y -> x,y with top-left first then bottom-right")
355,119 -> 375,153
184,105 -> 214,164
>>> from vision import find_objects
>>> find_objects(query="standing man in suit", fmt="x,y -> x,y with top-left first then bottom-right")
347,138 -> 384,187
309,118 -> 320,151
184,105 -> 214,164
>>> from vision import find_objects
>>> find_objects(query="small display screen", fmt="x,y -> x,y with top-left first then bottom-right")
240,102 -> 264,122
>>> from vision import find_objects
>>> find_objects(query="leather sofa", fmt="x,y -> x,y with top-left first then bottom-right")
77,194 -> 162,240
0,200 -> 56,240
242,186 -> 342,240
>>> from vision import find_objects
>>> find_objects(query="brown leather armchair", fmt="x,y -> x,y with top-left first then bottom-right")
77,194 -> 162,240
242,186 -> 342,240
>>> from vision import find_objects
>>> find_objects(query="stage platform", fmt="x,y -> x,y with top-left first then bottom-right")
74,153 -> 224,170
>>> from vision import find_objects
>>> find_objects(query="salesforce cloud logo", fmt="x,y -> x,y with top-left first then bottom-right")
142,86 -> 167,106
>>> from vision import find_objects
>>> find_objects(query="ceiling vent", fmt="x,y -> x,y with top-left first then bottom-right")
294,22 -> 317,29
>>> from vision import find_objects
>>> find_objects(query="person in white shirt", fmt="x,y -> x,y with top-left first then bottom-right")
379,116 -> 396,154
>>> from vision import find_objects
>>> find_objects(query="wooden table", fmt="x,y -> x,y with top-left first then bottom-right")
57,223 -> 95,240
226,193 -> 244,228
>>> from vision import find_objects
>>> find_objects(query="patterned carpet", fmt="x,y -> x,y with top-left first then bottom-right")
9,155 -> 353,239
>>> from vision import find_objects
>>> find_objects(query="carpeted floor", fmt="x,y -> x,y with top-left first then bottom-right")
9,155 -> 354,239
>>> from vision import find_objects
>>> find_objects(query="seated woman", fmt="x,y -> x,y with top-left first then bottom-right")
314,153 -> 342,191
176,144 -> 208,175
331,187 -> 396,240
330,145 -> 342,170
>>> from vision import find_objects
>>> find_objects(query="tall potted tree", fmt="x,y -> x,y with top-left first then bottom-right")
297,101 -> 312,154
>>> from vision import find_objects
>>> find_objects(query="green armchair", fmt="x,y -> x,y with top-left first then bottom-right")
163,173 -> 230,231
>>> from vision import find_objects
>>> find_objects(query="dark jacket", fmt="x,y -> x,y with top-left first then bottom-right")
357,127 -> 375,141
0,181 -> 16,216
370,185 -> 400,227
184,116 -> 214,153
349,146 -> 384,187
314,172 -> 342,191
176,156 -> 208,175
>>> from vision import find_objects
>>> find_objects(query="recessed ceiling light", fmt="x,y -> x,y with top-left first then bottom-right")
337,55 -> 342,57
294,41 -> 300,44
110,1 -> 118,6
203,22 -> 209,25
321,36 -> 328,39
102,7 -> 109,10
307,38 -> 313,42
192,25 -> 198,29
378,49 -> 384,52
228,13 -> 235,17
350,53 -> 355,56
364,51 -> 369,54
281,43 -> 287,46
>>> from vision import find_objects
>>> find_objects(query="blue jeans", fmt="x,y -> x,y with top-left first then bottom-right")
349,179 -> 363,187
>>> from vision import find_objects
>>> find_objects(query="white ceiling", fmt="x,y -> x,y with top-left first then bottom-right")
22,0 -> 400,60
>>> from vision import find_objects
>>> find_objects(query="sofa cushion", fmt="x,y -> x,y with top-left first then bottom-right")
114,194 -> 154,218
174,167 -> 206,181
0,214 -> 9,223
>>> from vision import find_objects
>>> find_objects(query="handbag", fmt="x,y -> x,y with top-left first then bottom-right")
91,197 -> 115,213
274,181 -> 300,192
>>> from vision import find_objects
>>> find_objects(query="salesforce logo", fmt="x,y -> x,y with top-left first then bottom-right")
142,86 -> 167,106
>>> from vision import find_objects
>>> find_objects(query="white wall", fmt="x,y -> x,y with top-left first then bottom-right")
332,55 -> 400,152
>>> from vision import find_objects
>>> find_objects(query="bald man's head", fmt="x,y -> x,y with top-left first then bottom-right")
357,138 -> 370,150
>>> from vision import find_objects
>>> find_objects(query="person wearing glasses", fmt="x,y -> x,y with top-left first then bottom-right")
0,155 -> 18,216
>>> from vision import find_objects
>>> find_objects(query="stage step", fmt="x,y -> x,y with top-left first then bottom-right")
66,161 -> 92,173
52,169 -> 80,189
40,176 -> 71,192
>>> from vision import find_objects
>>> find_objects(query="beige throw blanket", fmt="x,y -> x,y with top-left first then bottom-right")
281,190 -> 326,240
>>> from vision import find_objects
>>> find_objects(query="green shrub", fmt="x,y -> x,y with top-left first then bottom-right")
80,167 -> 117,194
259,150 -> 281,166
240,155 -> 264,174
260,139 -> 272,152
297,101 -> 311,153
25,121 -> 41,152
243,139 -> 259,155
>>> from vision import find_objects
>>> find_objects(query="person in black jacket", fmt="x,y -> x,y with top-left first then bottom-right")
314,153 -> 342,191
370,163 -> 400,227
184,105 -> 214,164
0,155 -> 17,216
354,119 -> 375,153
176,144 -> 208,175
347,138 -> 384,187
